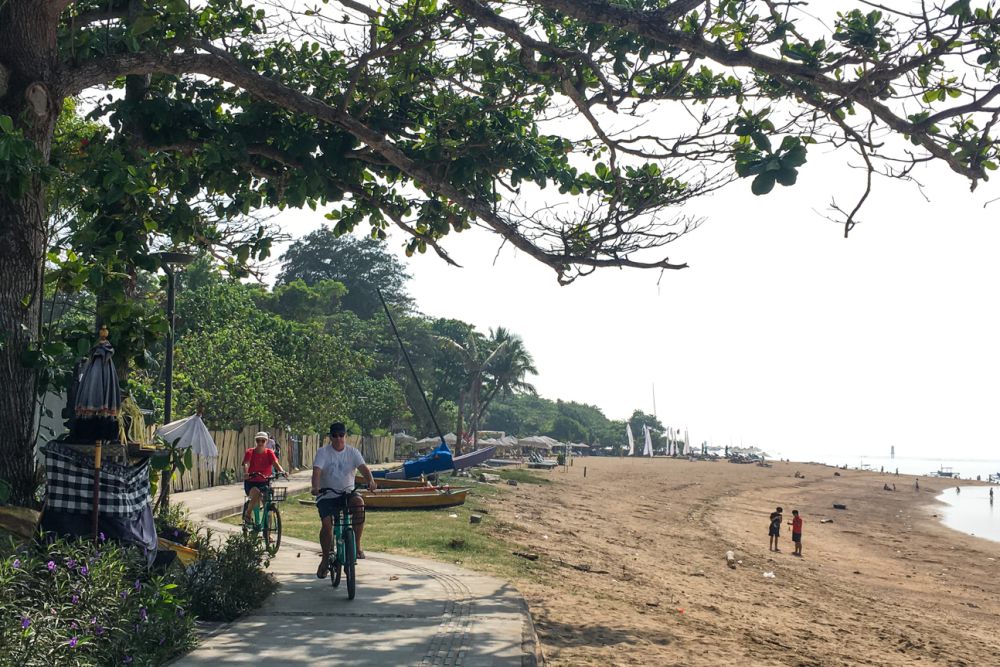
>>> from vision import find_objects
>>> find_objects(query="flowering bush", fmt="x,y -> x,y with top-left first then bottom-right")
181,531 -> 277,622
0,535 -> 194,667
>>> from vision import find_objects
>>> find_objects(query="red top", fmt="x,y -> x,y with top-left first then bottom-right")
243,447 -> 278,479
791,516 -> 803,534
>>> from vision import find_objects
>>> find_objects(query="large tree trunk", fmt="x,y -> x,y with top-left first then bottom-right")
0,1 -> 61,504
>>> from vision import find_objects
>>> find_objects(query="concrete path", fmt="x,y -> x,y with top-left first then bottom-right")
169,472 -> 541,666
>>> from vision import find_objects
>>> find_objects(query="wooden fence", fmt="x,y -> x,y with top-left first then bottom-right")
169,426 -> 394,493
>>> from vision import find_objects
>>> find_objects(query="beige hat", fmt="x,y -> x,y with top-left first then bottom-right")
254,431 -> 269,440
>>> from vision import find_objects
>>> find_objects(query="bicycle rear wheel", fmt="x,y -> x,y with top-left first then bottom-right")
344,527 -> 356,600
263,505 -> 281,555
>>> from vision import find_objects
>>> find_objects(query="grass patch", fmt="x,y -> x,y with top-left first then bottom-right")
495,468 -> 553,485
223,478 -> 547,582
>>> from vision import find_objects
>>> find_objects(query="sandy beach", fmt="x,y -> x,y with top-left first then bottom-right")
485,458 -> 1000,666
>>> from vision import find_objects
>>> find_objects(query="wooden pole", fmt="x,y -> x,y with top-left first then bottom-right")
91,441 -> 102,539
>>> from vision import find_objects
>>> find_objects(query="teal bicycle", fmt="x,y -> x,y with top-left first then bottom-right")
314,488 -> 359,600
242,472 -> 287,556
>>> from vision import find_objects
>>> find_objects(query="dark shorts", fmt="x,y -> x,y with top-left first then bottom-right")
792,533 -> 801,543
244,481 -> 268,496
768,527 -> 780,537
317,491 -> 363,520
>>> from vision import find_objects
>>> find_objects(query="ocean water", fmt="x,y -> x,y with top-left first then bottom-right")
935,486 -> 1000,544
791,455 -> 1000,482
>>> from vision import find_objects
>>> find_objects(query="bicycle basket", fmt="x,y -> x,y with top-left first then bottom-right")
271,486 -> 288,502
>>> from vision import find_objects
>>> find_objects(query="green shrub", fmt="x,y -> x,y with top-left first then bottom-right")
0,535 -> 194,667
155,503 -> 197,546
181,531 -> 277,622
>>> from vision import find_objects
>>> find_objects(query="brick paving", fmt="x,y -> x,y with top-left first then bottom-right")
167,473 -> 540,667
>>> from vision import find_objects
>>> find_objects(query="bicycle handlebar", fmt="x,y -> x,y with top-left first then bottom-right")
247,471 -> 288,481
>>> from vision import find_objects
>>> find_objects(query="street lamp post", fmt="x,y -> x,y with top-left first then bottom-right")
155,251 -> 195,424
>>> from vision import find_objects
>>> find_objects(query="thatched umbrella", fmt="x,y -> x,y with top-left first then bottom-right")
71,326 -> 122,539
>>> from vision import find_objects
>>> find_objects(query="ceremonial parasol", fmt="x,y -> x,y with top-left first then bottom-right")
71,326 -> 123,539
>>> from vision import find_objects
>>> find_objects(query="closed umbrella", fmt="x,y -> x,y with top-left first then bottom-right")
71,327 -> 122,539
155,414 -> 218,466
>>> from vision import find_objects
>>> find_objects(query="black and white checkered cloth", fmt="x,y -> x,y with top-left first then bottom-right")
43,442 -> 150,516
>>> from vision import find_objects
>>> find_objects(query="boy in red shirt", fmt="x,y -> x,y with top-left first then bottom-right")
788,509 -> 803,557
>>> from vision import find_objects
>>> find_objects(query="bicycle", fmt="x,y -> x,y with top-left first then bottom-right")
314,487 -> 362,600
242,472 -> 288,556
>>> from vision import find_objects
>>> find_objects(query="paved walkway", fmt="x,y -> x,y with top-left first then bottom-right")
170,472 -> 540,666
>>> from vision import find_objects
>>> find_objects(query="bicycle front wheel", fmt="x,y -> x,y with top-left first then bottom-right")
241,499 -> 252,535
263,505 -> 282,555
344,527 -> 356,600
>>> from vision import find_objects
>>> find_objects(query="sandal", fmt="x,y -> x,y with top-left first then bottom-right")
316,559 -> 329,579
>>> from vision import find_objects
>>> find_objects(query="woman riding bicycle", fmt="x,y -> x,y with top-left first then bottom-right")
312,422 -> 377,579
243,431 -> 288,522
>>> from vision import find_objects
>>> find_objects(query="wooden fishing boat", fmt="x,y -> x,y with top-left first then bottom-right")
360,488 -> 468,510
356,475 -> 428,489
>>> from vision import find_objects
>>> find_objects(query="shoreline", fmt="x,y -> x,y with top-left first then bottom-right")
484,457 -> 1000,666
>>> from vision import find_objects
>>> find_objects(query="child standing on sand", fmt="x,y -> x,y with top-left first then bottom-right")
768,506 -> 783,551
788,510 -> 803,557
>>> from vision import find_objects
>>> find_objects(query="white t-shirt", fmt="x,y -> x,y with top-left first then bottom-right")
313,445 -> 366,498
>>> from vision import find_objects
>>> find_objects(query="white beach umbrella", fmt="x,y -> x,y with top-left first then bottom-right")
517,435 -> 552,450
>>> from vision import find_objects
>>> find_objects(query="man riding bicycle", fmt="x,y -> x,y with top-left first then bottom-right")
243,431 -> 288,522
312,422 -> 377,579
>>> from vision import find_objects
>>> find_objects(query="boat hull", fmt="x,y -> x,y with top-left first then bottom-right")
360,489 -> 468,510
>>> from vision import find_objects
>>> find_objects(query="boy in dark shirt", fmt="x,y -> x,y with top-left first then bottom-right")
788,509 -> 803,556
768,506 -> 783,552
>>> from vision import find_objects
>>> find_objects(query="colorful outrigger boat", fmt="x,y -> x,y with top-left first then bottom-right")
372,442 -> 496,480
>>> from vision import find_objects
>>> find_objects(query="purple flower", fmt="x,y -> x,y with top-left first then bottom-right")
71,594 -> 79,605
78,565 -> 89,576
98,532 -> 106,542
71,622 -> 79,630
158,637 -> 166,646
134,579 -> 142,591
138,607 -> 148,622
12,558 -> 20,569
66,558 -> 77,569
46,560 -> 56,572
95,625 -> 105,636
68,636 -> 78,648
123,656 -> 132,664
119,590 -> 129,599
20,616 -> 30,629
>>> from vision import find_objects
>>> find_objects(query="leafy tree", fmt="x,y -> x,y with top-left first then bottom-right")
256,279 -> 346,322
3,0 -> 1000,500
277,230 -> 411,319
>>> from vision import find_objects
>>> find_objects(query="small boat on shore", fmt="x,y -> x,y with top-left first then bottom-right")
360,488 -> 468,510
931,466 -> 959,478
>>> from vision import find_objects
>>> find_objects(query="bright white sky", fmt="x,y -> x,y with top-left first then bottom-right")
269,147 -> 1000,463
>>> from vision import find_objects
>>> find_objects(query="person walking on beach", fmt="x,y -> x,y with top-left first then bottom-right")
788,510 -> 803,557
915,478 -> 919,491
768,506 -> 783,552
990,488 -> 994,503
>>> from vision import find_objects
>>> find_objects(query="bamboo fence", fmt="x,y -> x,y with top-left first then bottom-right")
168,426 -> 394,493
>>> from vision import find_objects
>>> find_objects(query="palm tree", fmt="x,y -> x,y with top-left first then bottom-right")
473,328 -> 537,439
435,330 -> 501,455
437,327 -> 537,452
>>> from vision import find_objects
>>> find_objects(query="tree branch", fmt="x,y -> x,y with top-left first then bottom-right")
59,44 -> 687,281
